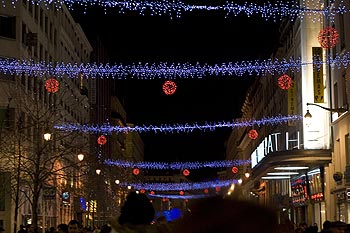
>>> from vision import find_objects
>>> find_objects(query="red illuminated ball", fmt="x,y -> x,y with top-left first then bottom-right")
97,135 -> 107,145
248,129 -> 258,140
278,74 -> 293,90
45,78 -> 59,93
318,27 -> 339,49
162,80 -> 177,95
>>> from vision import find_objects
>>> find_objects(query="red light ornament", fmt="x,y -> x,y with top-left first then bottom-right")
162,80 -> 177,95
278,74 -> 293,90
179,191 -> 184,195
318,27 -> 339,49
133,168 -> 140,176
231,166 -> 239,174
97,135 -> 107,145
182,169 -> 190,176
248,129 -> 258,140
45,78 -> 59,93
204,189 -> 209,194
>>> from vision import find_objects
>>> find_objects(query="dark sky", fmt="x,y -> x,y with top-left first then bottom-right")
71,2 -> 280,180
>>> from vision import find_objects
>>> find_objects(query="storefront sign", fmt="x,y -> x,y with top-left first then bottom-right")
251,131 -> 300,168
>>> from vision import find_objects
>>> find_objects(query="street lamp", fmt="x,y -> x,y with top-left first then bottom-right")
304,103 -> 348,127
43,130 -> 52,141
304,102 -> 348,119
77,153 -> 84,162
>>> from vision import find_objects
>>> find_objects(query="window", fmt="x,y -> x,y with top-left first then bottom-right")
0,15 -> 16,39
346,134 -> 350,165
21,22 -> 26,45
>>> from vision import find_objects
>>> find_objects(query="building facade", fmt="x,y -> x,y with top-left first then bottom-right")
0,1 -> 92,232
226,0 -> 350,227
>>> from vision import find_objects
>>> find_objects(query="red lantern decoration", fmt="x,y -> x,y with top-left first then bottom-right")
231,166 -> 239,174
185,199 -> 189,202
278,74 -> 293,90
45,78 -> 59,93
318,27 -> 339,49
133,168 -> 140,176
204,189 -> 209,194
179,191 -> 184,195
97,135 -> 107,145
150,191 -> 155,195
248,129 -> 258,140
182,169 -> 190,176
162,80 -> 177,95
140,189 -> 145,193
215,186 -> 221,192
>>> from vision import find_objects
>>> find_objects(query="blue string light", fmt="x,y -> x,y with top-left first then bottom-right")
54,115 -> 303,134
121,179 -> 238,191
2,52 -> 349,79
104,159 -> 251,170
1,0 -> 347,21
148,193 -> 214,199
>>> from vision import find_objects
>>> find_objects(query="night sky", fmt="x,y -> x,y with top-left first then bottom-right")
71,2 -> 280,180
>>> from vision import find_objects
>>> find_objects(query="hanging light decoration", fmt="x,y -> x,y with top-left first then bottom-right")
97,135 -> 107,145
248,129 -> 258,140
277,74 -> 293,90
179,191 -> 184,195
231,166 -> 239,174
45,78 -> 59,93
162,80 -> 177,95
133,168 -> 140,176
318,27 -> 339,49
182,169 -> 190,176
204,189 -> 209,194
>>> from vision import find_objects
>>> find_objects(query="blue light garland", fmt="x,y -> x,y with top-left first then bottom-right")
2,52 -> 349,79
104,159 -> 251,170
54,115 -> 303,134
1,0 -> 347,21
148,193 -> 214,199
122,179 -> 238,191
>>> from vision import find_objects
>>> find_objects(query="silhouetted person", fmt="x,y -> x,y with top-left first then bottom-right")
111,191 -> 173,233
18,224 -> 26,233
68,220 -> 80,233
321,220 -> 332,233
57,224 -> 68,233
172,196 -> 278,233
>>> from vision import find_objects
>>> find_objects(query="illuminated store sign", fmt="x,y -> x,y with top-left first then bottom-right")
251,131 -> 300,168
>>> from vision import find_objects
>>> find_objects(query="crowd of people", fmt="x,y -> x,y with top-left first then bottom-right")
15,192 -> 350,233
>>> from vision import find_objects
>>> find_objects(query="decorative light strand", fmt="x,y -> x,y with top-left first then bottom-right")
148,193 -> 214,199
2,52 -> 350,79
54,115 -> 303,134
104,159 -> 251,170
1,0 -> 347,21
121,179 -> 238,191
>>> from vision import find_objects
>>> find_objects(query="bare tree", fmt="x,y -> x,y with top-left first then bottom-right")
0,76 -> 91,232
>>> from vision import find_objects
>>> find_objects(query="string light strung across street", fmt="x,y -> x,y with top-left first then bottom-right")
54,114 -> 303,134
104,159 -> 251,170
121,179 -> 240,191
1,52 -> 349,79
0,0 -> 347,21
148,193 -> 213,199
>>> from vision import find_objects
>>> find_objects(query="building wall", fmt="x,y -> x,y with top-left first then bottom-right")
0,1 -> 92,232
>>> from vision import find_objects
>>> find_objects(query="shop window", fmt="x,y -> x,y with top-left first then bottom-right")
0,15 -> 16,39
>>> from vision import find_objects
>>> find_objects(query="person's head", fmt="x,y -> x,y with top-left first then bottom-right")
323,220 -> 332,230
68,220 -> 80,233
118,191 -> 155,225
27,224 -> 35,233
57,224 -> 68,233
173,196 -> 278,233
